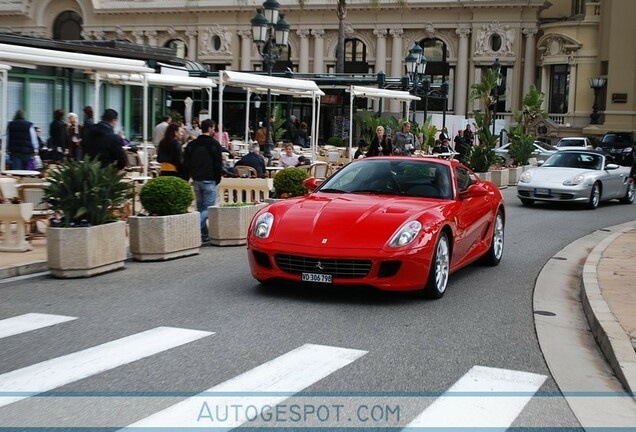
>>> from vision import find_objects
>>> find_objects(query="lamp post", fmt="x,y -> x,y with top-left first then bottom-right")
491,58 -> 502,136
405,43 -> 427,123
441,81 -> 449,131
588,77 -> 607,125
250,0 -> 290,159
252,93 -> 261,134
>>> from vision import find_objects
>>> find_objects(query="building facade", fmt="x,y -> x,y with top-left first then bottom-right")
0,0 -> 633,143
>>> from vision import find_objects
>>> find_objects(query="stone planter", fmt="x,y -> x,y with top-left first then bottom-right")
129,212 -> 201,261
489,169 -> 509,188
507,166 -> 523,185
475,171 -> 492,182
0,203 -> 33,252
47,221 -> 127,278
208,203 -> 268,246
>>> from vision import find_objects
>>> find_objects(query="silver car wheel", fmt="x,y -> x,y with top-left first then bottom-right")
627,183 -> 635,203
492,213 -> 504,260
589,183 -> 601,209
434,235 -> 450,294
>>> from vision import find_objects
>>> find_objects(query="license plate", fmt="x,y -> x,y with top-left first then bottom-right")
535,188 -> 551,196
301,273 -> 333,283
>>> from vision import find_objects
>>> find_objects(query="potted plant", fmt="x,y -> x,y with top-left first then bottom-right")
273,167 -> 309,199
43,158 -> 131,277
208,201 -> 269,246
129,176 -> 200,261
0,196 -> 33,252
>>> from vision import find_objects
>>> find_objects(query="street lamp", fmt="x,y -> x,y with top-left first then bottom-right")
491,58 -> 502,135
441,81 -> 449,131
588,77 -> 607,125
252,93 -> 261,134
251,0 -> 290,159
404,43 -> 427,123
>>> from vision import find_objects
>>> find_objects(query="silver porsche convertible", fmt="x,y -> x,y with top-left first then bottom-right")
516,150 -> 635,209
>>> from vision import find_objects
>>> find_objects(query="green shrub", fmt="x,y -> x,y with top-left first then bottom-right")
273,167 -> 309,198
43,157 -> 132,227
327,136 -> 344,146
139,176 -> 193,215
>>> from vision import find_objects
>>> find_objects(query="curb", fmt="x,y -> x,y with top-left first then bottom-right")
0,260 -> 48,281
581,223 -> 636,396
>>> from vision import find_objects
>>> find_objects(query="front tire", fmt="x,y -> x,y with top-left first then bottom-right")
424,232 -> 450,299
587,182 -> 601,209
482,210 -> 505,266
619,181 -> 635,204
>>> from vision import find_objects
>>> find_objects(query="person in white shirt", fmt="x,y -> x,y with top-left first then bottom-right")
152,115 -> 171,145
279,143 -> 300,167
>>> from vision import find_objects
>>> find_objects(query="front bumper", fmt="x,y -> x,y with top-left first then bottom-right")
517,182 -> 591,203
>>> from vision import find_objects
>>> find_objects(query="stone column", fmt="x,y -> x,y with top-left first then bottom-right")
473,67 -> 482,112
132,31 -> 144,45
312,29 -> 325,74
185,30 -> 198,61
373,28 -> 387,111
522,27 -> 538,96
455,27 -> 471,117
540,66 -> 549,112
238,30 -> 252,71
297,29 -> 310,73
145,30 -> 158,47
505,67 -> 514,113
567,61 -> 577,115
389,28 -> 403,114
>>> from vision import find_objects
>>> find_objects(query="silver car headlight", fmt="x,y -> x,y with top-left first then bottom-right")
389,221 -> 422,248
519,171 -> 533,183
253,212 -> 274,239
563,175 -> 585,186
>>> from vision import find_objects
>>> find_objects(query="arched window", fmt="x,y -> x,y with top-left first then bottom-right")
344,38 -> 369,73
419,38 -> 450,112
53,11 -> 83,41
165,39 -> 187,59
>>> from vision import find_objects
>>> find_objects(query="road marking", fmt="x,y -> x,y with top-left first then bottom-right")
404,365 -> 547,429
0,313 -> 77,339
123,343 -> 367,428
0,326 -> 213,408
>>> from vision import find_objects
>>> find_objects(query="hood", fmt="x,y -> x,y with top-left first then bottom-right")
529,167 -> 591,183
266,193 -> 447,249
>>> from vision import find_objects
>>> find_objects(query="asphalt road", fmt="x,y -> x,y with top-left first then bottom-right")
0,187 -> 635,429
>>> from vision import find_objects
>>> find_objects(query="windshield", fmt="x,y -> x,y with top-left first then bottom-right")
317,159 -> 453,199
557,139 -> 585,147
542,152 -> 602,170
536,142 -> 557,151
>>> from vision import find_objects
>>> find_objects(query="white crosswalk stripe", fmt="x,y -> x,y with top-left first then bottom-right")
122,343 -> 368,429
0,326 -> 213,409
0,313 -> 77,339
403,365 -> 547,429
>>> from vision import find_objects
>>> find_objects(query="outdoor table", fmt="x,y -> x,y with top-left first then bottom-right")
265,166 -> 284,178
2,170 -> 42,178
127,176 -> 152,215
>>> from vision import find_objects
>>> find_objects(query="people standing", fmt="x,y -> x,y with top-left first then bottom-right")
182,119 -> 224,243
83,108 -> 127,170
393,121 -> 417,156
157,123 -> 185,178
67,112 -> 82,161
153,115 -> 172,145
367,125 -> 392,157
49,108 -> 67,159
6,110 -> 37,170
296,121 -> 310,148
214,123 -> 231,151
453,129 -> 467,162
463,124 -> 474,146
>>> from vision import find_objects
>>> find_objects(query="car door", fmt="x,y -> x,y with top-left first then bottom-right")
452,167 -> 492,265
601,159 -> 628,198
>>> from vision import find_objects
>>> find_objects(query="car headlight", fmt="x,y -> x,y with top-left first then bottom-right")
623,147 -> 633,154
389,221 -> 422,248
563,175 -> 585,186
253,212 -> 274,239
519,171 -> 533,183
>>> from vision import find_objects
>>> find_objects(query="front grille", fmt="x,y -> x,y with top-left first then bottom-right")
557,193 -> 574,199
275,254 -> 372,278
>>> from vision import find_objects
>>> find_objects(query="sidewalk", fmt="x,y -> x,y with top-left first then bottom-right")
1,225 -> 635,395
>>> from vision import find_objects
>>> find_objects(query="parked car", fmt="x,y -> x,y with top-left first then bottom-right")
495,141 -> 557,165
516,150 -> 634,209
555,137 -> 594,151
247,157 -> 505,298
597,131 -> 634,166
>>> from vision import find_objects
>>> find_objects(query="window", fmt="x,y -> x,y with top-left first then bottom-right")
455,167 -> 473,192
29,80 -> 53,135
419,38 -> 450,112
344,38 -> 368,73
8,80 -> 23,128
572,0 -> 585,15
53,11 -> 83,40
490,34 -> 502,52
550,64 -> 569,114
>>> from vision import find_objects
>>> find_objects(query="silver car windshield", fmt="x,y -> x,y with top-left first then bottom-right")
542,152 -> 602,170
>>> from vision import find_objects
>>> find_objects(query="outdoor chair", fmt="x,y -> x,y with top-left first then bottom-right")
309,162 -> 330,181
235,165 -> 258,178
17,183 -> 53,239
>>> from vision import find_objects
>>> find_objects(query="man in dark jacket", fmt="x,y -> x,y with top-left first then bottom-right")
83,109 -> 127,170
183,118 -> 224,243
6,110 -> 37,170
235,144 -> 266,177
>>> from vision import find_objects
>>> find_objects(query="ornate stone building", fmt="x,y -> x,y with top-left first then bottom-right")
0,0 -> 633,141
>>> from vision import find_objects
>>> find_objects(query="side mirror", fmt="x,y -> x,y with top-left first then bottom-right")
605,163 -> 620,170
460,183 -> 489,199
303,177 -> 320,192
537,160 -> 545,166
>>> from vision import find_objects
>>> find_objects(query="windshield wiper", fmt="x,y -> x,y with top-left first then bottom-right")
351,189 -> 400,196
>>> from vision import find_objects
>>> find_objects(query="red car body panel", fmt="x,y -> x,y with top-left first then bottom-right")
247,157 -> 504,292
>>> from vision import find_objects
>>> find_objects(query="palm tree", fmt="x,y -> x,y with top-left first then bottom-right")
298,0 -> 407,73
